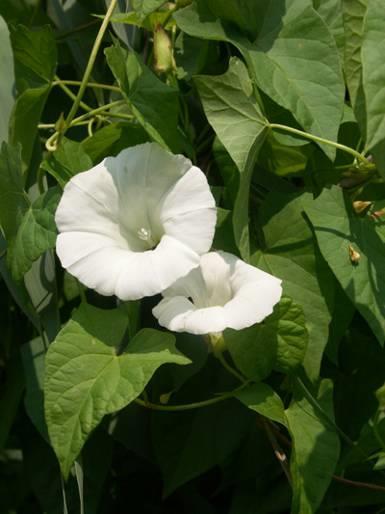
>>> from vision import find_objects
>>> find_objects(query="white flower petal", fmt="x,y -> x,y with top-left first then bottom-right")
55,143 -> 216,300
161,167 -> 216,253
114,235 -> 200,300
153,298 -> 228,335
153,251 -> 283,334
107,143 -> 194,240
152,296 -> 196,332
224,280 -> 283,330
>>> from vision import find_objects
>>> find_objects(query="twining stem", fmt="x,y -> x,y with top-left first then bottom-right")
263,419 -> 291,484
295,377 -> 357,447
267,419 -> 385,494
269,123 -> 372,167
53,79 -> 121,93
54,75 -> 93,113
215,351 -> 246,383
134,382 -> 249,412
45,100 -> 126,150
62,0 -> 118,137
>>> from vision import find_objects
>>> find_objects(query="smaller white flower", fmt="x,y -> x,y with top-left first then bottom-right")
153,251 -> 282,335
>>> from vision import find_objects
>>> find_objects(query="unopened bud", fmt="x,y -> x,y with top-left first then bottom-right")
55,112 -> 66,133
153,24 -> 176,74
371,209 -> 385,220
353,200 -> 372,215
348,244 -> 360,265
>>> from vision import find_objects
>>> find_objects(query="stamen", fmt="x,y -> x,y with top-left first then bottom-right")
137,227 -> 151,241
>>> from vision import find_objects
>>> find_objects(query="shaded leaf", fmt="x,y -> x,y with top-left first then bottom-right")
235,382 -> 287,427
361,0 -> 385,149
342,0 -> 367,109
176,0 -> 345,160
152,400 -> 252,496
0,16 -> 15,144
196,58 -> 268,258
252,193 -> 333,380
82,122 -> 148,163
269,296 -> 308,374
9,25 -> 56,167
20,337 -> 48,439
0,142 -> 28,240
286,379 -> 340,514
8,187 -> 60,280
41,138 -> 93,187
105,42 -> 185,152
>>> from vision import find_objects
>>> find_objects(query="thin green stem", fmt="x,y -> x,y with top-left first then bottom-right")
62,0 -> 118,136
134,382 -> 249,412
373,411 -> 385,452
215,351 -> 246,384
295,377 -> 356,447
269,123 -> 372,166
44,100 -> 126,151
53,79 -> 121,94
54,75 -> 93,113
72,100 -> 126,124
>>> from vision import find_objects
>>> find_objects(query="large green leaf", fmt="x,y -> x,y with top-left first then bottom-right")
9,25 -> 57,168
105,42 -> 185,153
314,0 -> 345,56
225,324 -> 277,381
268,296 -> 308,374
252,193 -> 333,380
195,58 -> 268,258
244,0 -> 344,160
175,0 -> 345,160
132,0 -> 166,18
361,0 -> 385,150
342,0 -> 367,109
40,138 -> 93,188
286,379 -> 340,514
44,304 -> 190,478
8,187 -> 60,280
20,337 -> 48,439
304,186 -> 385,345
0,142 -> 29,240
0,16 -> 15,144
82,122 -> 148,163
226,296 -> 307,379
235,382 -> 287,427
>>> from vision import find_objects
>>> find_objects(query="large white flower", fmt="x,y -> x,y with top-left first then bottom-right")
153,251 -> 282,335
55,143 -> 216,300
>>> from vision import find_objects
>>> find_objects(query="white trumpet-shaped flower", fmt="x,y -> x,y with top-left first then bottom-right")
153,251 -> 282,335
55,143 -> 216,300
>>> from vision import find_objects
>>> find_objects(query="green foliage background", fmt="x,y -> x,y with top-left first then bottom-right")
1,0 -> 385,513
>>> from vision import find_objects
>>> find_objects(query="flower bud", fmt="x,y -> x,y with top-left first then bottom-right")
153,24 -> 176,74
348,244 -> 360,265
353,200 -> 372,215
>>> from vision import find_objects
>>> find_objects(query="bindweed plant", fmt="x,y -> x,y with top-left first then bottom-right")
1,1 -> 385,513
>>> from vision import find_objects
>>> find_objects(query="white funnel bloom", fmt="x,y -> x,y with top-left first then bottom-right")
153,251 -> 282,335
55,143 -> 216,300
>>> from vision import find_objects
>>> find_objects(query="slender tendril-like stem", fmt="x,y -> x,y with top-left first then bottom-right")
54,75 -> 93,113
295,377 -> 356,447
269,123 -> 372,167
62,0 -> 118,137
263,419 -> 291,484
53,79 -> 121,93
45,100 -> 126,150
266,419 -> 385,494
134,382 -> 249,412
215,351 -> 246,383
